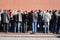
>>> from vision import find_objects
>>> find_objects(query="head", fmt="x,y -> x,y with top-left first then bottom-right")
3,10 -> 7,13
38,10 -> 41,12
30,10 -> 33,13
7,9 -> 11,12
24,11 -> 27,14
0,9 -> 2,12
46,10 -> 49,12
49,10 -> 51,13
17,10 -> 21,13
15,10 -> 18,14
58,10 -> 60,14
12,10 -> 16,15
18,10 -> 21,12
43,11 -> 47,13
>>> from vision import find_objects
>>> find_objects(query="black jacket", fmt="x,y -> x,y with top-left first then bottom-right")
1,13 -> 10,23
13,14 -> 18,22
22,13 -> 26,23
27,12 -> 33,26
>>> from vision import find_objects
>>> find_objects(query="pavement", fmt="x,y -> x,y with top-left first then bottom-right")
0,37 -> 60,40
0,32 -> 60,40
0,31 -> 60,38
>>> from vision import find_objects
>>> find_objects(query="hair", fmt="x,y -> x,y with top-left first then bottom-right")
58,10 -> 60,14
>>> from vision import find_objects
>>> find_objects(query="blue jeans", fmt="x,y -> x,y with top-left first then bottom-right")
32,22 -> 37,33
18,22 -> 22,32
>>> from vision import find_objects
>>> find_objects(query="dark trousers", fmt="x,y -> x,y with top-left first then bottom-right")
52,22 -> 57,33
56,17 -> 60,34
10,21 -> 14,32
3,23 -> 9,33
0,21 -> 3,32
22,22 -> 27,33
14,22 -> 17,32
37,20 -> 43,32
56,25 -> 60,33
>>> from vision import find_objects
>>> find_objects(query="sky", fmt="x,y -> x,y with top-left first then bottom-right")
0,0 -> 60,11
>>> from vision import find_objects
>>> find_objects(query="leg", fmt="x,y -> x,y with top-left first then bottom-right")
35,22 -> 37,33
3,24 -> 5,32
45,22 -> 47,33
22,22 -> 26,33
6,23 -> 9,32
18,22 -> 20,33
5,23 -> 7,33
48,22 -> 49,33
14,22 -> 17,33
22,22 -> 24,33
20,22 -> 22,33
25,22 -> 27,33
32,22 -> 34,33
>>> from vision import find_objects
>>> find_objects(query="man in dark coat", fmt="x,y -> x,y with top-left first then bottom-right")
22,11 -> 26,33
37,10 -> 43,32
51,10 -> 57,33
28,11 -> 33,31
56,10 -> 60,34
1,10 -> 10,33
22,11 -> 29,33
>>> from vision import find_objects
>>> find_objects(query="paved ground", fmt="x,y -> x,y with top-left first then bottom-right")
0,32 -> 60,38
0,37 -> 60,40
0,32 -> 60,40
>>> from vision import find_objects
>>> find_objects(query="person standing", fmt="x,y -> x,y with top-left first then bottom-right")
13,10 -> 18,33
28,11 -> 33,31
0,10 -> 2,24
56,10 -> 60,34
25,11 -> 28,33
22,11 -> 26,33
43,10 -> 51,33
51,10 -> 57,33
10,10 -> 16,32
37,10 -> 43,32
7,10 -> 12,32
22,11 -> 28,33
31,10 -> 38,34
0,9 -> 3,31
17,10 -> 23,33
1,10 -> 10,33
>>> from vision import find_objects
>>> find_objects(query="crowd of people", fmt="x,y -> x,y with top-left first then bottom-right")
0,9 -> 60,34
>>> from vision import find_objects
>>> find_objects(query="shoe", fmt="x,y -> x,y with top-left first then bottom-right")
30,32 -> 35,34
56,32 -> 59,34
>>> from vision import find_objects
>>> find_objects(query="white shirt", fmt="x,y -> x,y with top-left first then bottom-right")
43,12 -> 51,22
17,12 -> 22,21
